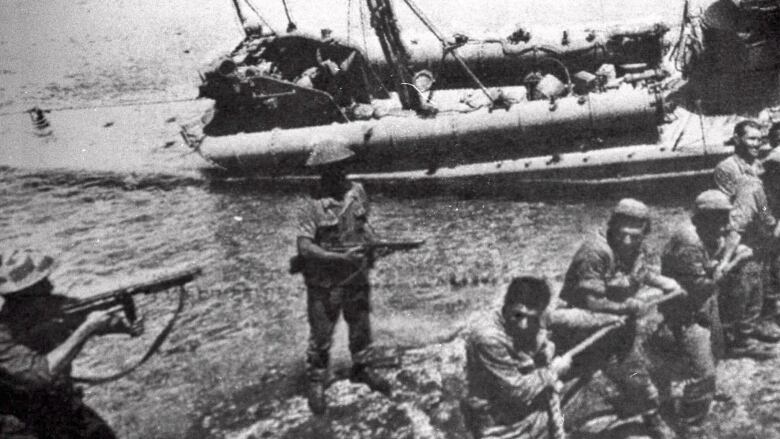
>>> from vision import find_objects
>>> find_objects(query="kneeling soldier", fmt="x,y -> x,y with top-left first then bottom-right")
463,276 -> 572,439
658,190 -> 731,428
557,198 -> 677,439
0,250 -> 140,438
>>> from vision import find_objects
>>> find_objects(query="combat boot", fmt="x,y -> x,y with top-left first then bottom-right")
307,369 -> 327,415
643,411 -> 676,439
351,364 -> 391,395
307,380 -> 326,415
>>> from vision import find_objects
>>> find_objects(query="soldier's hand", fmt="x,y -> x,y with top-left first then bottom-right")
538,339 -> 556,364
83,307 -> 123,335
550,354 -> 572,378
343,246 -> 368,265
624,298 -> 650,316
83,306 -> 138,336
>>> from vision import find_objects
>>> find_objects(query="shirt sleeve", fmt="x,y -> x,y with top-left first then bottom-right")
295,198 -> 319,240
713,162 -> 737,197
570,246 -> 611,298
471,335 -> 556,404
0,328 -> 53,390
662,244 -> 715,303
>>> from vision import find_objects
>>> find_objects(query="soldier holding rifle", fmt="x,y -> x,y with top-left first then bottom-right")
294,143 -> 396,415
0,249 -> 142,438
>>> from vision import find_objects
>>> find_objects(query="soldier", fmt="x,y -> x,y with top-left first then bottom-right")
0,249 -> 141,438
657,190 -> 731,429
463,276 -> 572,439
713,119 -> 765,197
295,143 -> 390,415
770,122 -> 780,151
557,198 -> 678,439
715,149 -> 780,354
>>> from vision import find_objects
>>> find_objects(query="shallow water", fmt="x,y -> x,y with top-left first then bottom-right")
0,0 -> 712,436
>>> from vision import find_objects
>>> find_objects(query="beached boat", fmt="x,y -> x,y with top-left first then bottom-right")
182,0 -> 780,188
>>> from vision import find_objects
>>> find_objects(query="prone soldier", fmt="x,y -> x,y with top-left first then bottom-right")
294,142 -> 390,415
0,250 -> 142,438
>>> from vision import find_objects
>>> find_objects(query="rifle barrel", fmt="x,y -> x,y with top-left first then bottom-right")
63,266 -> 202,313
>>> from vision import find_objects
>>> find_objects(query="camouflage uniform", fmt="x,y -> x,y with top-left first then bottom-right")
722,176 -> 778,342
296,182 -> 376,381
713,154 -> 764,198
464,310 -> 563,439
557,234 -> 662,418
659,223 -> 720,424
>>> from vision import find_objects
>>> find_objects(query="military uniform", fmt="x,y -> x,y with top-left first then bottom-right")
0,297 -> 116,439
558,233 -> 662,418
296,182 -> 377,381
659,223 -> 720,424
722,176 -> 779,343
713,153 -> 764,197
464,310 -> 562,439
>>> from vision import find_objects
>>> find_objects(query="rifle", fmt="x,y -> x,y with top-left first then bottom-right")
289,240 -> 425,274
21,266 -> 201,384
325,240 -> 425,254
56,266 -> 202,332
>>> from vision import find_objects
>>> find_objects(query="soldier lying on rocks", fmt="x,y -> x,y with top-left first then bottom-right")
551,198 -> 680,439
0,249 -> 142,439
463,276 -> 572,439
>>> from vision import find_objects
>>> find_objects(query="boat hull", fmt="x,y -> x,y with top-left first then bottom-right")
197,87 -> 663,175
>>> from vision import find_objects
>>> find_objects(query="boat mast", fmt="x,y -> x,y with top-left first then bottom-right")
365,0 -> 422,110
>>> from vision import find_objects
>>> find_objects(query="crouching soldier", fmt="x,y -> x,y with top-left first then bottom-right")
463,276 -> 572,439
294,143 -> 390,415
555,198 -> 678,439
0,250 -> 141,438
657,190 -> 732,429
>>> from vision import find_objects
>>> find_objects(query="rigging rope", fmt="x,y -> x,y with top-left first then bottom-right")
0,96 -> 200,118
281,0 -> 297,32
242,0 -> 277,34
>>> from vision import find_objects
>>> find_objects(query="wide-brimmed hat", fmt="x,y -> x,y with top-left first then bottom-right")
0,250 -> 55,295
305,140 -> 355,167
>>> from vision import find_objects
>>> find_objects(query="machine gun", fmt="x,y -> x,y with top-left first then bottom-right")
289,240 -> 425,274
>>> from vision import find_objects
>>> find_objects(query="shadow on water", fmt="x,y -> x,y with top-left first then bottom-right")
200,167 -> 708,207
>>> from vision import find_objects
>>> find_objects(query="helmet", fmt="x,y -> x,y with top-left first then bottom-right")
0,250 -> 55,295
305,140 -> 355,167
